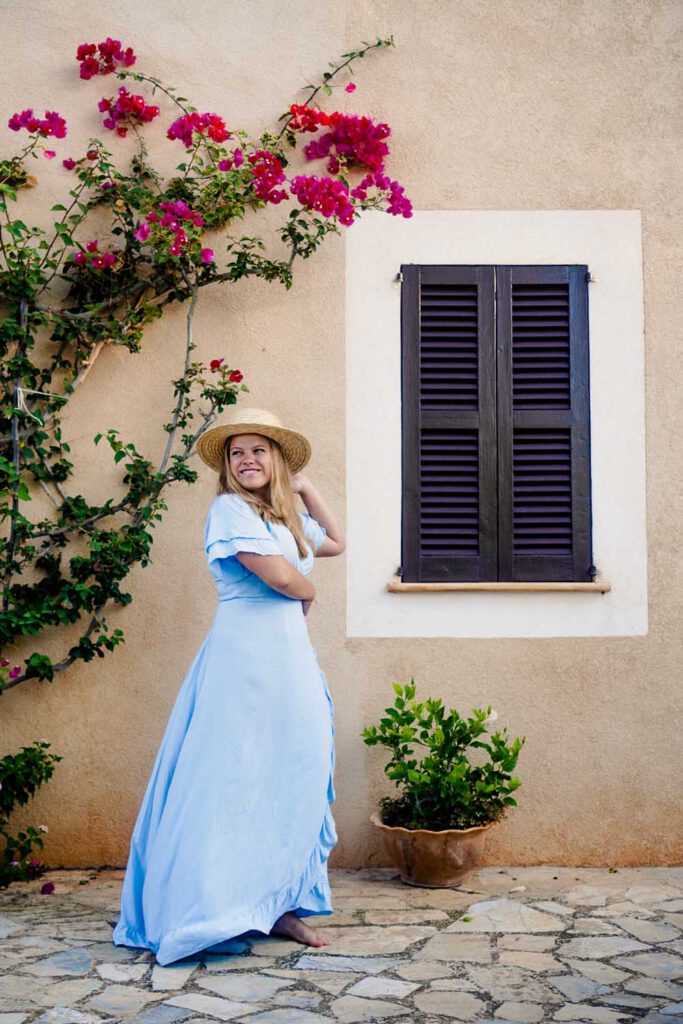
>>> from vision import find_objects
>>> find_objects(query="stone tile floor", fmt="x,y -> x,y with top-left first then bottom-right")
1,865 -> 682,1023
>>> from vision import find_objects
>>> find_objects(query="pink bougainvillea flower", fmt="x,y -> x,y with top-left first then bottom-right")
147,199 -> 205,255
74,240 -> 118,268
134,223 -> 150,242
76,37 -> 136,79
167,111 -> 230,149
100,180 -> 114,190
8,666 -> 21,679
247,149 -> 288,205
304,111 -> 391,174
289,173 -> 355,226
210,357 -> 224,372
351,170 -> 413,218
98,86 -> 160,138
200,248 -> 214,264
43,150 -> 56,159
218,147 -> 244,173
288,104 -> 332,133
79,56 -> 100,79
229,369 -> 243,383
0,658 -> 9,667
41,882 -> 55,895
345,82 -> 356,93
62,157 -> 76,170
8,109 -> 67,139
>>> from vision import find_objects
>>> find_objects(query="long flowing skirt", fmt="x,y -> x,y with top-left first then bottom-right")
112,596 -> 337,966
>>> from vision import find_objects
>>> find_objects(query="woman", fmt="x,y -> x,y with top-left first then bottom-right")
112,407 -> 345,965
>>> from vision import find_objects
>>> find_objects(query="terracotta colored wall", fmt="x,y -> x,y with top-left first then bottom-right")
2,0 -> 682,867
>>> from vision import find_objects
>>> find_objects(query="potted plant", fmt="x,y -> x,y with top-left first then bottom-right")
362,680 -> 525,887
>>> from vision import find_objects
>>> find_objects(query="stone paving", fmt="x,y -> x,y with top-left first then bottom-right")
1,866 -> 683,1023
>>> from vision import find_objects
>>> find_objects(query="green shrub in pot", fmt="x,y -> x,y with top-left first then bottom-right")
362,679 -> 525,831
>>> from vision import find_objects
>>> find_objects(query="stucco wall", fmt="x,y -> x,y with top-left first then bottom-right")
2,0 -> 682,867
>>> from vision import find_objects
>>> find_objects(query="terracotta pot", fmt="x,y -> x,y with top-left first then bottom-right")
370,809 -> 496,888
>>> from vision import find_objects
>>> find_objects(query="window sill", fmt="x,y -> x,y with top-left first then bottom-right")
387,578 -> 612,593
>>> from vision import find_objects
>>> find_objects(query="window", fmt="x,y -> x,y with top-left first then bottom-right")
400,264 -> 593,583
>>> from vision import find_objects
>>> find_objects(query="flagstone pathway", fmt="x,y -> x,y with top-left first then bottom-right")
1,865 -> 682,1022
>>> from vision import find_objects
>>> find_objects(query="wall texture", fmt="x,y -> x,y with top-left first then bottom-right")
1,0 -> 682,868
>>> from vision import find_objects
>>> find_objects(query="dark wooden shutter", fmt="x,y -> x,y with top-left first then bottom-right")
401,265 -> 497,581
496,265 -> 593,581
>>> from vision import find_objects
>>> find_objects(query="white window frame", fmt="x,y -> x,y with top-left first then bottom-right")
345,210 -> 647,638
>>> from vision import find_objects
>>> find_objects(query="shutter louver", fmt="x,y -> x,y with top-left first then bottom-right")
401,265 -> 497,581
420,428 -> 479,555
512,428 -> 573,555
497,266 -> 592,581
419,283 -> 479,409
511,283 -> 571,408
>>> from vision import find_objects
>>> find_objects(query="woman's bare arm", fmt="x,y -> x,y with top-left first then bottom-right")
291,475 -> 345,557
235,552 -> 316,601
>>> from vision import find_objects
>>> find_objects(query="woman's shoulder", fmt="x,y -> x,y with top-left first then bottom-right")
210,492 -> 254,514
207,492 -> 264,530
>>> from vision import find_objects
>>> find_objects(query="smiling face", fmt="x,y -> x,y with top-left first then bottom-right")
227,433 -> 273,495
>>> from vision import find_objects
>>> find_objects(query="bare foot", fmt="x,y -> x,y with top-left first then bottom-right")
269,910 -> 330,947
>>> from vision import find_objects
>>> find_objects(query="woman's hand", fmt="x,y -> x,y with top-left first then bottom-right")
290,472 -> 310,495
292,474 -> 346,557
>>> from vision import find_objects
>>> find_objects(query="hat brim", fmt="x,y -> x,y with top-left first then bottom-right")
196,422 -> 311,475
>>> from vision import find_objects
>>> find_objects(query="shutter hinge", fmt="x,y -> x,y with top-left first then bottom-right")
396,565 -> 403,577
585,271 -> 596,283
587,563 -> 597,580
395,271 -> 404,283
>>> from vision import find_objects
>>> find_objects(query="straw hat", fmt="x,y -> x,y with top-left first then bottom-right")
196,407 -> 311,475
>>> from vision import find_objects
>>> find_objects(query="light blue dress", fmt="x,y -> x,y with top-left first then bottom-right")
112,493 -> 337,966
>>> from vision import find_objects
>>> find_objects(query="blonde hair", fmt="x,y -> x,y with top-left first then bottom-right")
216,433 -> 310,559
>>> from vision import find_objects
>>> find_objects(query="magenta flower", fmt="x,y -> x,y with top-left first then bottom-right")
167,111 -> 230,148
76,38 -> 136,79
8,109 -> 67,139
41,882 -> 55,895
98,86 -> 160,138
351,170 -> 413,218
247,149 -> 288,204
62,157 -> 76,170
134,223 -> 150,242
345,82 -> 356,93
304,111 -> 390,173
8,666 -> 21,679
200,248 -> 214,264
289,174 -> 355,226
73,252 -> 87,265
